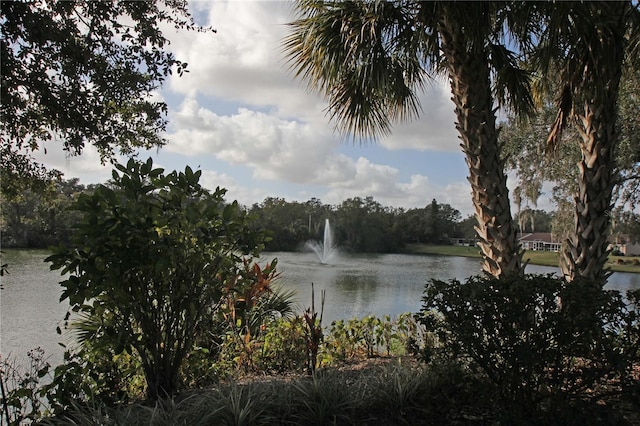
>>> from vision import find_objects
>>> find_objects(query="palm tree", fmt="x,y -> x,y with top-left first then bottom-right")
283,1 -> 533,277
533,1 -> 639,284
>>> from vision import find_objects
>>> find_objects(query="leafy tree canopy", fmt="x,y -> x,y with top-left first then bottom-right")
501,65 -> 640,211
0,0 -> 210,196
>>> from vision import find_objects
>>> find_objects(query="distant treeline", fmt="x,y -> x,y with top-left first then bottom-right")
1,178 -> 557,252
248,196 -> 472,253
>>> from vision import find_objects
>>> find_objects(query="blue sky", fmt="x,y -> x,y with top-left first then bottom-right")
34,1 -> 554,218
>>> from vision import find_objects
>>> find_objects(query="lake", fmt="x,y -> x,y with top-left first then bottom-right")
2,249 -> 639,367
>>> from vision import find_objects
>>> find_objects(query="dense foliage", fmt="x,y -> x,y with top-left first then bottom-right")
6,182 -> 640,260
5,180 -> 639,252
46,158 -> 268,399
225,196 -> 462,253
1,187 -> 467,251
418,274 -> 640,421
2,273 -> 638,424
0,178 -> 88,248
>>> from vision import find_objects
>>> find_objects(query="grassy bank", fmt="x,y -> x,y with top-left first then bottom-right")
405,243 -> 640,274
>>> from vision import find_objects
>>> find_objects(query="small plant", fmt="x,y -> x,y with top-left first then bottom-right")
375,315 -> 396,356
41,344 -> 146,416
303,283 -> 325,374
218,384 -> 265,426
217,259 -> 286,372
323,314 -> 424,363
257,316 -> 308,373
291,371 -> 354,425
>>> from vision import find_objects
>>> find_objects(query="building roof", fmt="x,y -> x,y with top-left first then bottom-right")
518,232 -> 557,243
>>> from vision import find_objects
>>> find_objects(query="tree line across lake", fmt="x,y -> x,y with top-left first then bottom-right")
3,176 -> 638,253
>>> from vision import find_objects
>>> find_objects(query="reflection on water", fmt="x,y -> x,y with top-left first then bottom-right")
264,251 -> 640,325
2,249 -> 639,366
265,252 -> 484,323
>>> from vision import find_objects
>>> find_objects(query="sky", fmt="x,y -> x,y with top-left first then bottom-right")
32,1 -> 555,218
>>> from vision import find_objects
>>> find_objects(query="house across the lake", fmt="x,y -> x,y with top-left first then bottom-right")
450,238 -> 477,246
518,232 -> 561,252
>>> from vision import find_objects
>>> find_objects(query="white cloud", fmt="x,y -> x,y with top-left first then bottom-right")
165,98 -> 344,184
165,1 -> 462,151
320,159 -> 474,214
164,2 -> 326,119
199,169 -> 270,207
380,79 -> 461,152
164,96 -> 475,214
29,140 -> 116,184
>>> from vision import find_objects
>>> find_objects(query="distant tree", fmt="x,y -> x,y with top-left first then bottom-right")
429,200 -> 462,242
331,196 -> 401,252
458,215 -> 479,241
610,208 -> 640,245
304,197 -> 335,238
334,197 -> 368,252
0,177 -> 85,247
514,209 -> 553,234
249,197 -> 312,251
1,1 -> 210,196
47,158 -> 266,399
398,200 -> 461,244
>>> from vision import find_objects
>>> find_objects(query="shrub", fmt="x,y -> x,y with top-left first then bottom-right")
41,344 -> 146,418
256,316 -> 308,373
46,158 -> 269,400
417,274 -> 640,417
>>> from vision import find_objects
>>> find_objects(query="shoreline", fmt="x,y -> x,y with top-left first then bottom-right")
403,243 -> 640,275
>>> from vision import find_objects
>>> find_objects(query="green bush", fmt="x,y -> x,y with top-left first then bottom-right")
46,158 -> 269,399
257,316 -> 308,373
417,274 -> 640,418
42,345 -> 145,416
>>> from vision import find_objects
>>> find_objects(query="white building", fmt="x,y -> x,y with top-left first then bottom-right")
518,233 -> 561,252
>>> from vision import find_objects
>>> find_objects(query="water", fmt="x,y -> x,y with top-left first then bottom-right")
1,250 -> 71,367
2,249 -> 639,367
264,251 -> 640,323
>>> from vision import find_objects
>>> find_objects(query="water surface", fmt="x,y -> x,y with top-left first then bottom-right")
263,251 -> 640,323
2,249 -> 638,366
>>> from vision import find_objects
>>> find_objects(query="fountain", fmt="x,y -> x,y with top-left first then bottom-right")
306,219 -> 338,264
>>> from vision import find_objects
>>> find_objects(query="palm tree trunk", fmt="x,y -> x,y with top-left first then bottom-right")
560,5 -> 626,285
439,14 -> 523,278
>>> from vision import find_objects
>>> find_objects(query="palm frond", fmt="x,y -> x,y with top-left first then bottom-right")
489,43 -> 534,117
283,0 -> 432,140
69,312 -> 105,346
546,85 -> 573,152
